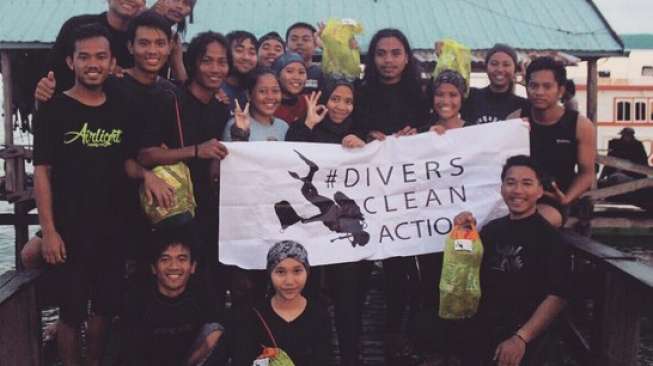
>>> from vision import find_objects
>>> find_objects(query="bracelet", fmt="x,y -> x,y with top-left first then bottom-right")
513,333 -> 527,345
194,144 -> 198,158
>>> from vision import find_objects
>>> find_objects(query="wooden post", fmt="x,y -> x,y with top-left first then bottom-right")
591,268 -> 642,366
1,51 -> 19,194
586,58 -> 598,124
14,200 -> 30,272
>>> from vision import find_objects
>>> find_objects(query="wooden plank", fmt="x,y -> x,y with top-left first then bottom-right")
598,155 -> 653,176
582,178 -> 653,200
14,200 -> 31,271
592,270 -> 642,366
0,270 -> 42,365
0,269 -> 41,304
0,213 -> 38,225
562,312 -> 592,366
586,58 -> 598,124
605,258 -> 653,290
562,230 -> 633,260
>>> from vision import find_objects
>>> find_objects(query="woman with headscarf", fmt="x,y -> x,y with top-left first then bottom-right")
285,78 -> 368,366
273,52 -> 310,124
229,241 -> 331,366
429,69 -> 468,133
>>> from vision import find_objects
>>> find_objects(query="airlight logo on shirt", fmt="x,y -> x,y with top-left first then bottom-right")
64,123 -> 122,147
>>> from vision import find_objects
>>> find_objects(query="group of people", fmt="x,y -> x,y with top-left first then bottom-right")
22,0 -> 598,365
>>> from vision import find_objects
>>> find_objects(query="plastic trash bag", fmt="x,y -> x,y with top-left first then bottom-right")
438,224 -> 483,319
321,18 -> 363,79
433,39 -> 472,96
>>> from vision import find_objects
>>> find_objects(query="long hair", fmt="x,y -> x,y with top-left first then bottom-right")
363,28 -> 421,89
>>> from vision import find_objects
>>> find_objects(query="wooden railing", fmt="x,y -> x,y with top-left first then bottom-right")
0,270 -> 43,365
562,231 -> 653,366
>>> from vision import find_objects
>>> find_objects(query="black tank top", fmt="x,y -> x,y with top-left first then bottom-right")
527,109 -> 579,192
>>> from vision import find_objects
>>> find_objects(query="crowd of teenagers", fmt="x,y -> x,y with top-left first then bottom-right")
23,0 -> 598,365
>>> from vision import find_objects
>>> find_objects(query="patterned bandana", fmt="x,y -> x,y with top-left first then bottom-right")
266,240 -> 310,272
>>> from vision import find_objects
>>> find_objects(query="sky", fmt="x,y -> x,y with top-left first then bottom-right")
592,0 -> 653,34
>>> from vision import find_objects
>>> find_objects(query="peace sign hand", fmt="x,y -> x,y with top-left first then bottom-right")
304,91 -> 328,129
234,99 -> 251,131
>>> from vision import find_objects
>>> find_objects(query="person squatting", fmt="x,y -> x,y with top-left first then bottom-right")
24,1 -> 596,365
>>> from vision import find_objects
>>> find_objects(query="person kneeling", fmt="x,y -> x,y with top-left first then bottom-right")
454,155 -> 571,366
120,226 -> 223,366
230,240 -> 331,366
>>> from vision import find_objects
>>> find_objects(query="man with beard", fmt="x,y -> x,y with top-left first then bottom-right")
33,24 -> 132,366
454,155 -> 570,366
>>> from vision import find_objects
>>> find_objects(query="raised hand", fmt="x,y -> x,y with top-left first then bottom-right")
543,181 -> 569,206
453,211 -> 477,230
304,91 -> 328,129
368,130 -> 386,141
234,99 -> 251,131
429,124 -> 447,135
34,71 -> 56,103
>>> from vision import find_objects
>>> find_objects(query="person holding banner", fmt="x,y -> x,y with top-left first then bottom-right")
522,57 -> 596,228
461,43 -> 528,126
341,28 -> 433,364
230,241 -> 331,366
454,155 -> 570,366
285,78 -> 366,366
429,69 -> 468,134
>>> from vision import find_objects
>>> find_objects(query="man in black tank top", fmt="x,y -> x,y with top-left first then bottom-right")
523,57 -> 596,227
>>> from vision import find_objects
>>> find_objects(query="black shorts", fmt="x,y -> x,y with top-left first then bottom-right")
50,232 -> 124,325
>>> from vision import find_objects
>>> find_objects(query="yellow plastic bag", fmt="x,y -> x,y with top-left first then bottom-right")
438,224 -> 483,319
139,161 -> 196,228
433,39 -> 472,96
321,18 -> 363,79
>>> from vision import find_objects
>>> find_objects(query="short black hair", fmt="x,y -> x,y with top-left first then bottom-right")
500,155 -> 544,183
127,10 -> 173,44
525,56 -> 567,86
66,23 -> 113,58
226,30 -> 258,50
258,31 -> 285,50
285,22 -> 316,42
185,31 -> 230,81
150,225 -> 197,265
244,66 -> 278,91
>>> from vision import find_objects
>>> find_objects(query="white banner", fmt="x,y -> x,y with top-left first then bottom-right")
219,120 -> 529,269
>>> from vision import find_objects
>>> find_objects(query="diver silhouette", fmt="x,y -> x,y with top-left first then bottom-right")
274,150 -> 370,247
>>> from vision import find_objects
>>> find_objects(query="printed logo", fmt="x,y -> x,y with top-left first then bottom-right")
489,243 -> 524,272
555,139 -> 572,144
64,122 -> 122,147
274,150 -> 370,247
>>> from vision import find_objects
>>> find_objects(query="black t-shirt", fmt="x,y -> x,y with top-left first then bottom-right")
285,117 -> 353,144
351,79 -> 430,139
121,281 -> 220,366
230,299 -> 331,366
461,86 -> 528,126
47,12 -> 133,95
141,85 -> 229,218
33,92 -> 130,236
478,213 -> 570,330
106,74 -> 178,156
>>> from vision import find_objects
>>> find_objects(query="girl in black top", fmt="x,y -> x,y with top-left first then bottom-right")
286,79 -> 368,366
230,241 -> 331,366
461,43 -> 528,126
